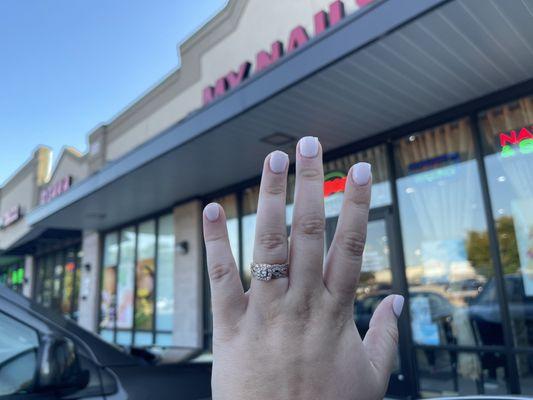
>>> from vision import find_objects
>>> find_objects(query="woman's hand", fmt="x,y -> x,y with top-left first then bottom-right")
203,136 -> 404,400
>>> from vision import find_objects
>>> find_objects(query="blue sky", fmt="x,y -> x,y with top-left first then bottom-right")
0,0 -> 226,184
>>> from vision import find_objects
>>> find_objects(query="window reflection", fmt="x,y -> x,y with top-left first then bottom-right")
99,214 -> 176,347
116,226 -> 136,345
135,220 -> 156,345
417,348 -> 509,396
156,214 -> 175,346
395,118 -> 503,349
100,232 -> 118,339
480,96 -> 533,349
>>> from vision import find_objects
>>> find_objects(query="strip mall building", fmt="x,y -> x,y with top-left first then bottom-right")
1,0 -> 533,397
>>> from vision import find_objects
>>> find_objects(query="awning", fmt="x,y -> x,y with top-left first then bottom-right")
2,228 -> 81,256
27,0 -> 533,231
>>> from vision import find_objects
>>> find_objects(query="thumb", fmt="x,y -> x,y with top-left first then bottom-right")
362,294 -> 404,381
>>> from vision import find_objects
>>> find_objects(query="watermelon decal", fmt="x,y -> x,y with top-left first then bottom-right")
323,171 -> 347,197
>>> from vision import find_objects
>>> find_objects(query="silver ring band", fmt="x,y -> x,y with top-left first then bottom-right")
250,262 -> 289,281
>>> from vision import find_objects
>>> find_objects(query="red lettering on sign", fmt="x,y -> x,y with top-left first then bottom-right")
314,11 -> 328,35
226,62 -> 251,88
314,1 -> 345,36
202,0 -> 375,105
256,41 -> 283,73
203,78 -> 228,105
499,127 -> 533,146
287,26 -> 309,53
329,1 -> 346,26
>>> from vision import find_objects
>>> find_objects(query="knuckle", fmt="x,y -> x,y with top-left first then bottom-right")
294,213 -> 325,237
385,325 -> 400,347
336,230 -> 366,257
299,167 -> 322,181
258,231 -> 286,251
264,182 -> 285,196
204,232 -> 226,245
209,262 -> 235,282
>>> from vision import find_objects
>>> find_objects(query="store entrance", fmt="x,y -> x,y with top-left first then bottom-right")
325,206 -> 412,398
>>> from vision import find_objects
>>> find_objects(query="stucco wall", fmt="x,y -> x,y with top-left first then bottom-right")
0,147 -> 51,250
46,149 -> 89,189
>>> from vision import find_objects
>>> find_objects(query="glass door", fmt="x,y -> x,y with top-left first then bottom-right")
325,206 -> 412,398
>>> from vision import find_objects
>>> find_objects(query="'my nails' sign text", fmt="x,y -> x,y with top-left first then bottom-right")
202,0 -> 374,105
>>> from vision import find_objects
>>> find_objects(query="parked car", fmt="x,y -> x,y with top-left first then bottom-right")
0,285 -> 212,399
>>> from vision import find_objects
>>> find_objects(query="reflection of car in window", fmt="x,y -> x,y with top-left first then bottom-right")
0,312 -> 39,396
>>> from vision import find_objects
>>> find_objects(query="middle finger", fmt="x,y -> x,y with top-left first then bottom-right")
290,136 -> 325,290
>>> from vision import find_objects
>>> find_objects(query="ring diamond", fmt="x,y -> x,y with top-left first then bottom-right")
250,262 -> 289,281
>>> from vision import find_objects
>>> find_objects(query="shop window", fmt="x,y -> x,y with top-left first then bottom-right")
516,353 -> 533,395
479,96 -> 533,351
155,214 -> 175,346
0,262 -> 24,294
135,220 -> 156,345
100,232 -> 119,341
116,226 -> 136,345
99,213 -> 176,347
395,118 -> 506,393
34,246 -> 81,321
416,348 -> 509,396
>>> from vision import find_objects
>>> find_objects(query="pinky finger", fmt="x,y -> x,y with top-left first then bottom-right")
203,203 -> 246,327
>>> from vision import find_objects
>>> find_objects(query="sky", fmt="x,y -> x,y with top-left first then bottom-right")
0,0 -> 226,184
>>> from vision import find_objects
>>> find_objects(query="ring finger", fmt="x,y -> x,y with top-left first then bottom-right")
251,150 -> 290,300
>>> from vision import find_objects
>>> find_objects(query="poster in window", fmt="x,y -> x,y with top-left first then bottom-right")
100,265 -> 117,328
511,199 -> 533,296
135,258 -> 155,330
116,263 -> 134,329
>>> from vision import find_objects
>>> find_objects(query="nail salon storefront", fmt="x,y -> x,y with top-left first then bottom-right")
25,0 -> 533,397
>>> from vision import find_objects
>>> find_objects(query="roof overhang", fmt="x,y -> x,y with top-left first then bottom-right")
28,0 -> 533,231
2,228 -> 81,256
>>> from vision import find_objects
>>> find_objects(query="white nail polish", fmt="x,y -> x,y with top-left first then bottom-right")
269,151 -> 289,174
299,136 -> 319,158
352,162 -> 371,186
393,295 -> 404,318
204,203 -> 220,222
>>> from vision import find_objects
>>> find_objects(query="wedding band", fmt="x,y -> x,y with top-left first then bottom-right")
250,262 -> 289,281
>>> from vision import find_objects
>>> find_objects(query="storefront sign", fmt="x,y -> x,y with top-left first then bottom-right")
0,206 -> 22,229
202,0 -> 374,105
499,126 -> 533,157
40,176 -> 72,205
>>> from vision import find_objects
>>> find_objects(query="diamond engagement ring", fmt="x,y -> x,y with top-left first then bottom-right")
250,262 -> 289,281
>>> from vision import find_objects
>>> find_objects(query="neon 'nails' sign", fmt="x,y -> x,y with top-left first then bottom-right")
500,126 -> 533,157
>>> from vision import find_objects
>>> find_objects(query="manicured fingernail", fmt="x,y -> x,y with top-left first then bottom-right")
269,150 -> 289,174
204,203 -> 220,222
352,162 -> 371,186
393,295 -> 404,318
299,136 -> 319,158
